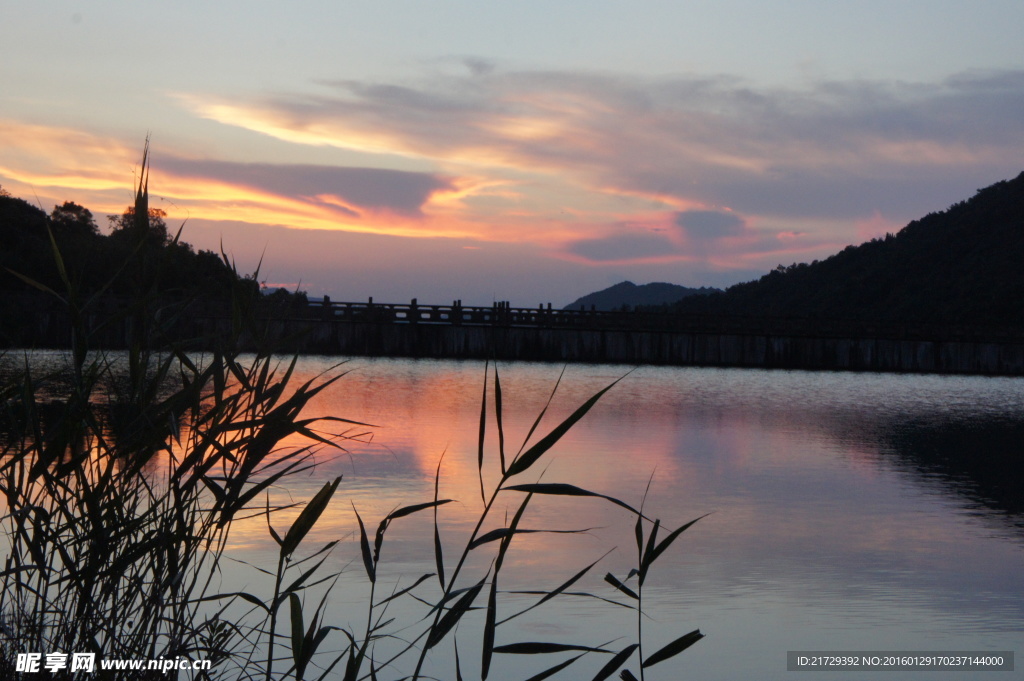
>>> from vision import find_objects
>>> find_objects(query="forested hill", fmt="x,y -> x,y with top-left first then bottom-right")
0,190 -> 245,302
0,189 -> 308,331
672,171 -> 1024,328
564,281 -> 719,311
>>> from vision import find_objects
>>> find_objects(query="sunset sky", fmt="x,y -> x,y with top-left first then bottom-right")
3,1 -> 1024,305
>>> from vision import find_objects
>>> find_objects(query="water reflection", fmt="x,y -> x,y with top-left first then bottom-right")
3,353 -> 1021,680
283,359 -> 1024,680
876,417 -> 1024,529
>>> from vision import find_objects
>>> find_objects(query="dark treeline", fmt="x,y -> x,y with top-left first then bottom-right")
666,171 -> 1024,329
0,186 -> 308,346
0,190 -> 237,300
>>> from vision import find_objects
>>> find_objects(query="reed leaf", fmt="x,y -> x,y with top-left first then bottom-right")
522,653 -> 587,681
342,637 -> 370,681
434,453 -> 446,589
494,363 -> 506,474
295,598 -> 338,681
592,643 -> 639,681
375,499 -> 452,564
641,629 -> 704,668
604,573 -> 639,601
196,591 -> 271,613
505,374 -> 626,478
290,592 -> 305,671
290,539 -> 339,568
497,552 -> 609,625
280,477 -> 344,557
470,527 -> 594,551
352,503 -> 375,584
282,553 -> 335,597
505,482 -> 642,516
496,490 -> 532,574
481,576 -> 498,679
313,651 -> 348,681
374,573 -> 434,607
384,499 -> 454,523
517,366 -> 565,456
639,514 -> 708,586
495,642 -> 611,654
266,497 -> 284,547
425,575 -> 487,650
638,518 -> 660,585
5,268 -> 64,301
477,360 -> 488,503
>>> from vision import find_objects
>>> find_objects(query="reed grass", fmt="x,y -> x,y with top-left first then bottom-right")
0,144 -> 705,680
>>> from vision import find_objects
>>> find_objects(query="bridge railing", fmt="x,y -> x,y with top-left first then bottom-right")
309,296 -> 1024,343
315,297 -> 679,330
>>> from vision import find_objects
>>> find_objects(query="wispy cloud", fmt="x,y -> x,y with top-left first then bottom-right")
561,208 -> 842,269
158,159 -> 453,216
675,210 -> 746,241
5,66 -> 1023,283
0,122 -> 141,194
173,65 -> 1024,271
0,121 -> 474,238
181,67 -> 1024,217
566,231 -> 683,264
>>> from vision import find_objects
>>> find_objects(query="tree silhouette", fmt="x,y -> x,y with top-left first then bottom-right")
51,201 -> 98,238
107,206 -> 171,246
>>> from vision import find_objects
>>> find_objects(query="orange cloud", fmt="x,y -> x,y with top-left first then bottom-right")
0,121 -> 490,240
2,119 -> 653,249
0,121 -> 141,200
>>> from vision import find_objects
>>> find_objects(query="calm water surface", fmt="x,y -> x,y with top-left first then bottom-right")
239,357 -> 1021,681
7,353 -> 1023,680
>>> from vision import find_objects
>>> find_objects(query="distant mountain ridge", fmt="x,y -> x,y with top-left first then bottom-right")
672,171 -> 1024,327
564,281 -> 720,311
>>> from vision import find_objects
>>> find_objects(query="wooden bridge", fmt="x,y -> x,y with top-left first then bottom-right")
312,296 -> 1024,344
7,292 -> 1024,374
289,297 -> 1024,375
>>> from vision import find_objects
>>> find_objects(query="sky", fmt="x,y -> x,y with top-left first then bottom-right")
3,1 -> 1024,306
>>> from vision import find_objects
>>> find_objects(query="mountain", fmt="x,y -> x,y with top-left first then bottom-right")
565,281 -> 720,311
672,171 -> 1024,328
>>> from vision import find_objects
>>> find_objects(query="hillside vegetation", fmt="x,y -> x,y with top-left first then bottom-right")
0,185 -> 309,347
673,171 -> 1024,328
0,190 -> 242,301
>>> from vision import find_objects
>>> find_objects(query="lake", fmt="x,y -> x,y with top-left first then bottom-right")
4,352 -> 1022,680
223,356 -> 1022,681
